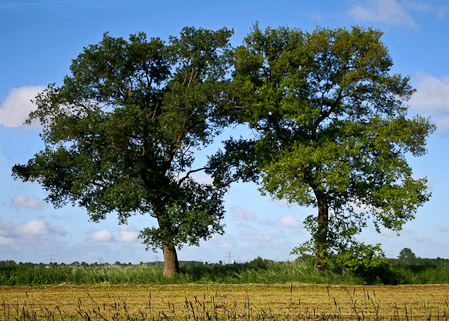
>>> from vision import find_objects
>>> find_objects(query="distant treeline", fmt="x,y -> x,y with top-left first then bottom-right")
389,257 -> 449,266
2,253 -> 448,268
1,257 -> 449,286
0,260 -> 205,268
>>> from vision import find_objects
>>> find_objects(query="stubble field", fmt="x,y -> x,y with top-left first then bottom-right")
2,283 -> 449,320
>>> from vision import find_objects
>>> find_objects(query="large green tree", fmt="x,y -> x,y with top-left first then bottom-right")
12,27 -> 233,278
227,25 -> 435,269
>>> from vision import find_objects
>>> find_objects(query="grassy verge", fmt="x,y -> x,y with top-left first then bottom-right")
1,258 -> 449,286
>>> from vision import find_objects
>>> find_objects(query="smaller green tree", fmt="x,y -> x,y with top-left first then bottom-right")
398,248 -> 417,264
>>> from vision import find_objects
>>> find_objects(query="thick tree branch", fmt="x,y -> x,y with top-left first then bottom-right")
177,166 -> 212,186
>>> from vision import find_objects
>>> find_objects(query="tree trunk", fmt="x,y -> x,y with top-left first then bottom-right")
155,206 -> 180,278
162,243 -> 180,278
314,193 -> 329,270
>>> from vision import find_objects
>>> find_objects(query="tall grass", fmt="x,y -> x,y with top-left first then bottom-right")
392,264 -> 449,284
177,259 -> 365,285
1,258 -> 449,286
0,265 -> 165,286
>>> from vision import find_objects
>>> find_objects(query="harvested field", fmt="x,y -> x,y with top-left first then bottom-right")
1,283 -> 449,320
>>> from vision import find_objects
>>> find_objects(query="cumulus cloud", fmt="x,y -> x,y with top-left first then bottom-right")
436,5 -> 449,19
0,235 -> 15,245
0,217 -> 66,245
411,234 -> 425,242
88,230 -> 112,242
239,230 -> 272,247
348,0 -> 417,29
436,224 -> 449,232
409,73 -> 449,132
15,220 -> 48,237
11,195 -> 46,210
176,172 -> 214,185
402,228 -> 414,234
379,228 -> 397,237
191,174 -> 214,185
409,73 -> 449,129
232,207 -> 257,220
429,237 -> 443,246
116,227 -> 139,243
275,199 -> 291,208
0,218 -> 14,236
51,225 -> 67,236
404,2 -> 449,19
0,86 -> 45,128
209,234 -> 236,250
275,216 -> 302,228
410,73 -> 449,111
217,241 -> 233,249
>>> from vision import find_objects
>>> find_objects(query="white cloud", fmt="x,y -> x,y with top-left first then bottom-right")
12,195 -> 46,210
0,217 -> 65,253
176,172 -> 214,185
404,1 -> 430,12
436,224 -> 449,232
276,216 -> 302,228
410,73 -> 449,107
348,0 -> 417,29
51,225 -> 67,236
429,237 -> 443,246
411,234 -> 425,242
380,228 -> 397,237
347,200 -> 373,214
0,218 -> 14,236
0,235 -> 15,245
409,73 -> 449,130
232,207 -> 257,220
191,174 -> 214,185
436,5 -> 449,19
209,234 -> 236,250
275,199 -> 291,208
404,2 -> 449,19
0,217 -> 65,241
239,230 -> 272,247
217,242 -> 233,249
15,220 -> 48,237
0,86 -> 44,127
116,227 -> 139,243
88,230 -> 112,242
402,228 -> 414,234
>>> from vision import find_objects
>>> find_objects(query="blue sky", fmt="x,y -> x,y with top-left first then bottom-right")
1,0 -> 449,264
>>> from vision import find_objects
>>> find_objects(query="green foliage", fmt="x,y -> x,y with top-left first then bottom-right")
334,242 -> 386,271
2,259 -> 449,286
398,247 -> 417,264
0,260 -> 361,286
392,264 -> 449,284
12,27 -> 234,275
293,241 -> 386,272
227,24 -> 435,268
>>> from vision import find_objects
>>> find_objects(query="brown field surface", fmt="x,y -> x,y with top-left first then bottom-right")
1,283 -> 449,320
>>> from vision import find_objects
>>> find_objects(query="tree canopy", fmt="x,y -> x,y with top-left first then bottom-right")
227,25 -> 435,269
12,27 -> 234,278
